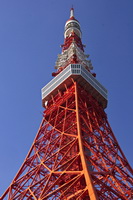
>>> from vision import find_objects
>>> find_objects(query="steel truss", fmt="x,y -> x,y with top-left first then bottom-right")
1,81 -> 133,200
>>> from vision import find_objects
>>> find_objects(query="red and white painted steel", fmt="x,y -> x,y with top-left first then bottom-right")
1,8 -> 133,200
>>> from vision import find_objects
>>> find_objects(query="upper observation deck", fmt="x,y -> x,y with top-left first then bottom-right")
41,64 -> 108,109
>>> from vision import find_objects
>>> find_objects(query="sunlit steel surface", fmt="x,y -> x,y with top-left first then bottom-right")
42,64 -> 108,108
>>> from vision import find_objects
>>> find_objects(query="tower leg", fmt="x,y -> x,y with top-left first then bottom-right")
75,82 -> 99,200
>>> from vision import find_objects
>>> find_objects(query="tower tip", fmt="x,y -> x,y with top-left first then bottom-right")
70,6 -> 74,18
71,5 -> 74,9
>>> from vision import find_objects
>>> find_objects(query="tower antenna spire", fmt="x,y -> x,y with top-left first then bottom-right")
70,6 -> 74,18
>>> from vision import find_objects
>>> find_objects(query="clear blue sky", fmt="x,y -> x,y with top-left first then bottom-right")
0,0 -> 133,195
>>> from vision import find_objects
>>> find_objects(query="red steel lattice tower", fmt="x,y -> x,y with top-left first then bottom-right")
1,8 -> 133,200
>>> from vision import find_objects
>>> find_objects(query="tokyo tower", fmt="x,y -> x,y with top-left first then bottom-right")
1,8 -> 133,200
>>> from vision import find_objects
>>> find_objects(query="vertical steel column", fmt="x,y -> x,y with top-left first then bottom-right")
75,82 -> 99,200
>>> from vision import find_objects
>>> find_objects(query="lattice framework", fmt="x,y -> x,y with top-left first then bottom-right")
1,81 -> 133,200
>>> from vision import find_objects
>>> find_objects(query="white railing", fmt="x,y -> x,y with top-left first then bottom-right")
41,64 -> 108,108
